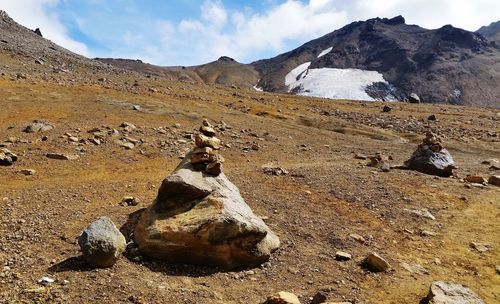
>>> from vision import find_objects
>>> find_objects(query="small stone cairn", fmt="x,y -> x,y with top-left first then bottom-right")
405,131 -> 455,177
190,119 -> 224,176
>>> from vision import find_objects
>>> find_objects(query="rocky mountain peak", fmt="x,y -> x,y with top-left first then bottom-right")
218,56 -> 236,62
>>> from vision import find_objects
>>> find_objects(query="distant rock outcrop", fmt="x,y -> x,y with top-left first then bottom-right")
252,16 -> 500,107
33,28 -> 42,37
477,21 -> 500,45
134,122 -> 280,269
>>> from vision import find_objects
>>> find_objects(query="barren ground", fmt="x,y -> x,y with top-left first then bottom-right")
0,77 -> 499,304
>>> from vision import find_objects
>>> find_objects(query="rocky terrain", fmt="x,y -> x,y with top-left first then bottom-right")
477,21 -> 500,45
0,10 -> 500,304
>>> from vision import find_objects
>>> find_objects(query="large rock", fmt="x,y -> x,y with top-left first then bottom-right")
134,150 -> 280,269
424,281 -> 484,304
405,132 -> 455,177
78,217 -> 126,268
0,148 -> 18,166
23,120 -> 54,133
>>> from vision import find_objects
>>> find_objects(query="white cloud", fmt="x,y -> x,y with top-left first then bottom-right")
150,0 -> 500,65
1,0 -> 499,65
0,0 -> 90,56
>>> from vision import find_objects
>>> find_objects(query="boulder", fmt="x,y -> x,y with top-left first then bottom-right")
405,132 -> 455,177
424,281 -> 484,304
134,150 -> 280,269
23,120 -> 53,133
78,217 -> 126,268
0,148 -> 18,166
264,291 -> 301,304
409,93 -> 421,103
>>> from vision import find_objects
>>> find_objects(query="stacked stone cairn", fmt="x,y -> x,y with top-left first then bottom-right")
405,131 -> 455,177
190,119 -> 224,176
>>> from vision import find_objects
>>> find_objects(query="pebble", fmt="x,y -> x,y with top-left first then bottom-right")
335,251 -> 352,261
349,233 -> 365,243
464,175 -> 485,184
264,291 -> 301,304
37,276 -> 54,285
18,169 -> 36,176
121,196 -> 139,206
46,153 -> 79,160
470,242 -> 492,253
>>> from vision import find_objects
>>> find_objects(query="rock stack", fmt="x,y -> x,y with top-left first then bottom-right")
190,119 -> 224,176
134,120 -> 280,269
405,132 -> 455,177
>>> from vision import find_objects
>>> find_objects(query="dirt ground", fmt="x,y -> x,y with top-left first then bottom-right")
0,78 -> 499,304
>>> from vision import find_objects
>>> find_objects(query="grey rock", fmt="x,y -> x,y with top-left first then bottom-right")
424,281 -> 484,304
405,208 -> 436,220
401,262 -> 429,275
409,93 -> 421,103
135,150 -> 280,269
405,144 -> 455,177
0,148 -> 18,166
470,242 -> 492,253
78,217 -> 126,268
23,120 -> 54,133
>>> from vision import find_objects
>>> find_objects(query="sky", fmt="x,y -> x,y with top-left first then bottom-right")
1,0 -> 499,66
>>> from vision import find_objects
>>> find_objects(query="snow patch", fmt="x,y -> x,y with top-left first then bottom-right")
317,47 -> 333,58
285,62 -> 311,87
285,65 -> 393,101
253,84 -> 263,92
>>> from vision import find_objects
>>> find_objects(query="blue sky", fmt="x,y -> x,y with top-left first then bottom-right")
1,0 -> 499,66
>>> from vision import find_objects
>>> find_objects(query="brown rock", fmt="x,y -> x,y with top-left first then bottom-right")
134,151 -> 279,269
464,175 -> 485,184
363,252 -> 390,272
488,175 -> 500,186
264,291 -> 301,304
46,153 -> 79,160
205,161 -> 223,176
195,133 -> 221,150
200,126 -> 216,136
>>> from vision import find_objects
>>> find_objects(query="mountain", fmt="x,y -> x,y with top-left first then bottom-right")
252,16 -> 500,107
96,56 -> 259,89
477,20 -> 500,44
101,16 -> 499,107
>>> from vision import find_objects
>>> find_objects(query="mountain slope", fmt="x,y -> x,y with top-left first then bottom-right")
252,16 -> 500,107
97,56 -> 259,89
477,21 -> 500,44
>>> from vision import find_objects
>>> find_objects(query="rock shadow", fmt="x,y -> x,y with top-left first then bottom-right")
48,256 -> 93,273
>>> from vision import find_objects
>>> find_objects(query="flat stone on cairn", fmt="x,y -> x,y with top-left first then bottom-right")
134,120 -> 280,269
